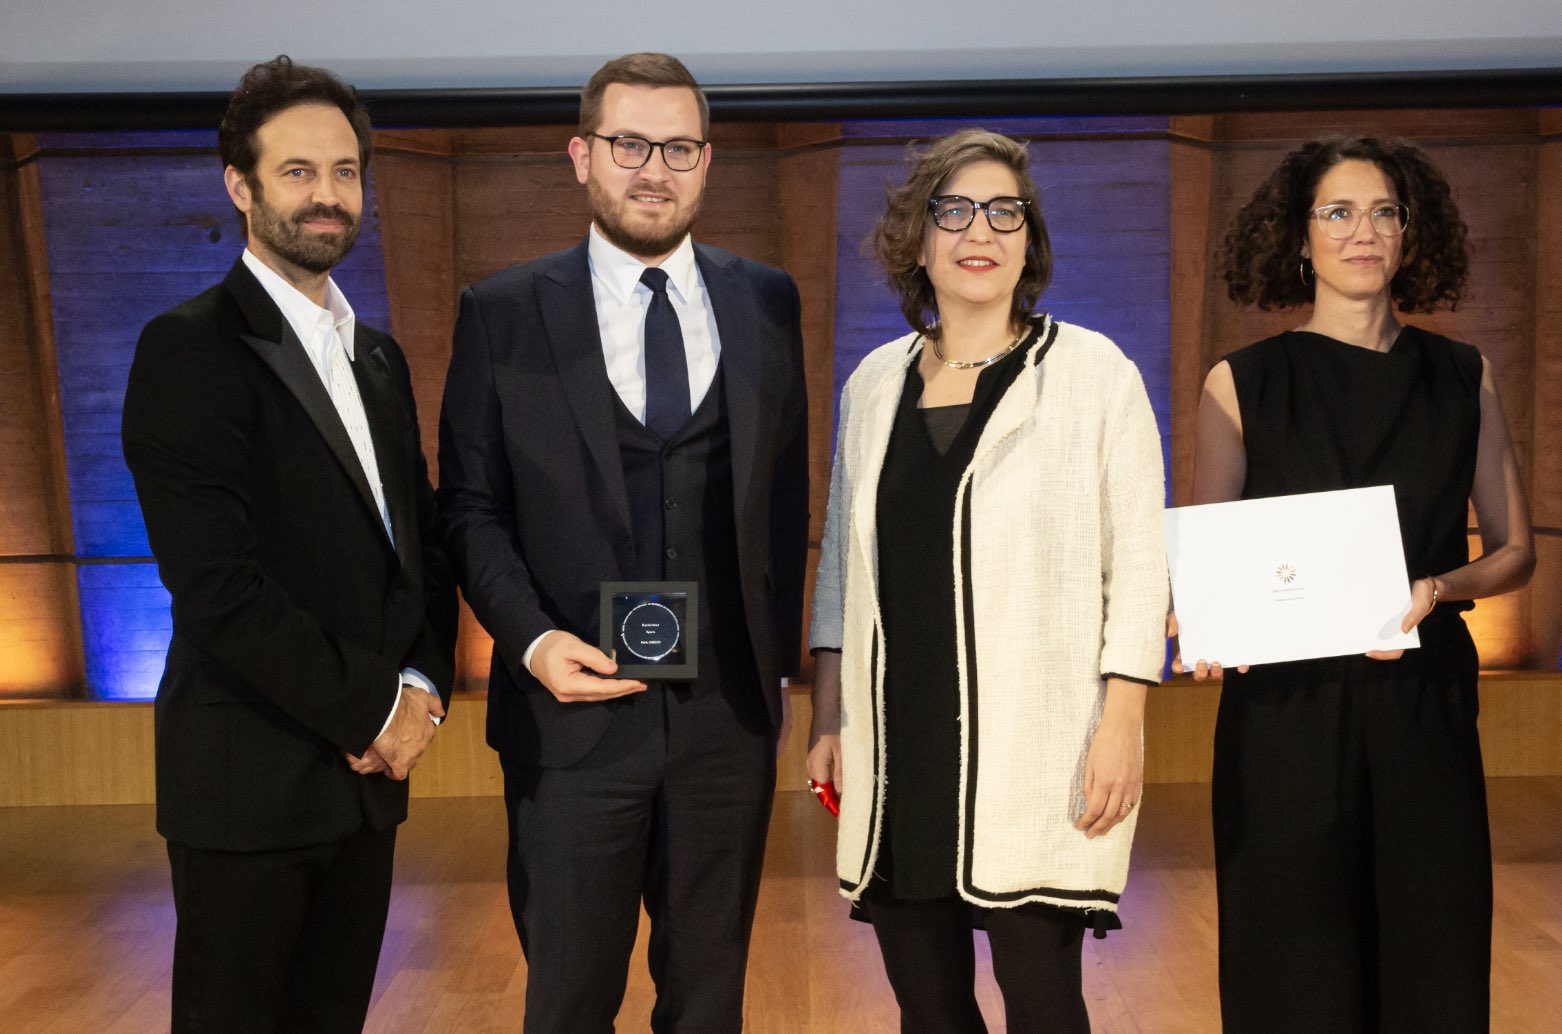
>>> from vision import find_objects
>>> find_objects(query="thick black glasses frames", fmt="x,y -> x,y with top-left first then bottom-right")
587,132 -> 707,172
928,195 -> 1030,233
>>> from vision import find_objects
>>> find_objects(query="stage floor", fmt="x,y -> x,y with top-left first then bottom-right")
2,779 -> 1558,1032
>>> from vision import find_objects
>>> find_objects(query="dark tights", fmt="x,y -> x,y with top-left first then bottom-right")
862,892 -> 1090,1034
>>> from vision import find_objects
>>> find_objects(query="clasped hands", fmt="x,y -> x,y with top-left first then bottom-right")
345,686 -> 445,781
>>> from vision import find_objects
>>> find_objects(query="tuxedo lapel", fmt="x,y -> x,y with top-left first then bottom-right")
223,260 -> 394,553
539,244 -> 631,535
353,336 -> 415,567
697,245 -> 761,522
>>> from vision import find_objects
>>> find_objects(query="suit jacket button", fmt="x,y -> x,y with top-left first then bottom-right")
665,547 -> 678,560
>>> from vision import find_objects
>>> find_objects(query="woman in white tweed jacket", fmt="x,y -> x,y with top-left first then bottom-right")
806,130 -> 1168,1033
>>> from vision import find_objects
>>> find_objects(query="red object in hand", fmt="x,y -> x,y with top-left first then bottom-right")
808,778 -> 841,817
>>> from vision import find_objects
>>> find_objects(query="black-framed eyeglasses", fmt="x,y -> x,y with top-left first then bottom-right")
587,132 -> 707,172
928,195 -> 1030,233
1309,202 -> 1409,240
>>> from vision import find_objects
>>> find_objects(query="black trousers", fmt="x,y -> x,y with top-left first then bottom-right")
166,825 -> 396,1033
860,891 -> 1090,1034
502,682 -> 775,1034
1213,631 -> 1491,1034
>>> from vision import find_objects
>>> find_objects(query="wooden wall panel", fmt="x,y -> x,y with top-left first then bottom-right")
778,125 -> 842,681
1478,672 -> 1562,777
0,564 -> 81,696
1210,109 -> 1540,144
1530,538 -> 1562,671
1168,119 -> 1214,507
401,692 -> 503,798
372,130 -> 502,693
1426,138 -> 1536,668
1531,113 -> 1562,669
0,134 -> 83,698
0,693 -> 500,807
450,598 -> 495,695
0,139 -> 65,556
453,148 -> 591,288
374,128 -> 456,479
444,136 -> 576,687
0,701 -> 155,806
830,141 -> 912,386
1144,680 -> 1222,783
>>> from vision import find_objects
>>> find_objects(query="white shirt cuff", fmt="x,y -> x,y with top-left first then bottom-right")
521,631 -> 554,678
376,670 -> 443,741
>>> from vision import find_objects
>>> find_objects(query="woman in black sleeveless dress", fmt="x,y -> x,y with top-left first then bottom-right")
1183,136 -> 1535,1032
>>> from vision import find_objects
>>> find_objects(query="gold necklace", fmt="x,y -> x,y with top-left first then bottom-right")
928,331 -> 1025,370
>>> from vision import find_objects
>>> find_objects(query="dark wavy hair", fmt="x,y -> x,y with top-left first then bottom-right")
870,129 -> 1053,336
218,55 -> 372,177
1219,134 -> 1468,312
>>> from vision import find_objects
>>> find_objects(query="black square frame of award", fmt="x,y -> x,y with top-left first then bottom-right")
598,581 -> 699,681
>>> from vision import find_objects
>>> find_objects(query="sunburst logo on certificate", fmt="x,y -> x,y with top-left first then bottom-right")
1275,563 -> 1297,584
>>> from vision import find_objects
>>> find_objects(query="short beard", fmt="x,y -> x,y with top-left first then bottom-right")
587,176 -> 698,260
246,179 -> 359,274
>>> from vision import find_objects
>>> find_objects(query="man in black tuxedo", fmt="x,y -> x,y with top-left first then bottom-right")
121,56 -> 455,1032
438,52 -> 808,1032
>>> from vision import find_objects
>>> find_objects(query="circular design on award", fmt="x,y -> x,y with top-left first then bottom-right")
619,601 -> 682,662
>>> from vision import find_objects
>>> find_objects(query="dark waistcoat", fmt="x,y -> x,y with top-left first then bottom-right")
614,369 -> 759,695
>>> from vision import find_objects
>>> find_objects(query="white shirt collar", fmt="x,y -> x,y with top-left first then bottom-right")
586,224 -> 698,305
241,248 -> 356,360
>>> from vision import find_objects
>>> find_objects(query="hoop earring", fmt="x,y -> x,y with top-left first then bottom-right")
1298,258 -> 1314,287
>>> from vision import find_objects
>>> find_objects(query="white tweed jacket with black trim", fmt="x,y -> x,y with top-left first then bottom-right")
809,316 -> 1169,914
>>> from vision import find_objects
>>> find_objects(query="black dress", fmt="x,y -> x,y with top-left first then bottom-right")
1214,327 -> 1491,1033
872,332 -> 1030,899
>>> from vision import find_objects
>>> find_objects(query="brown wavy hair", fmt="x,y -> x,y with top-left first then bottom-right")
871,129 -> 1053,336
1219,134 -> 1468,312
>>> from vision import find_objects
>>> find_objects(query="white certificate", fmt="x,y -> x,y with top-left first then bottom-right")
1163,485 -> 1419,667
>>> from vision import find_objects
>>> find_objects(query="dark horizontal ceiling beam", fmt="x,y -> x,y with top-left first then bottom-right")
3,67 -> 1560,132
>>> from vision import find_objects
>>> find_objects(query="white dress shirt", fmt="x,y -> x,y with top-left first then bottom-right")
241,250 -> 436,737
522,228 -> 723,677
587,225 -> 720,421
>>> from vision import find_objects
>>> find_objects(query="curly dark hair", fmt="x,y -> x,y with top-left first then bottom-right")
1219,134 -> 1468,313
870,129 -> 1053,336
218,55 -> 373,178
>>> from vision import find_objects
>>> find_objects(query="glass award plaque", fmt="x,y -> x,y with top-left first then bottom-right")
598,581 -> 699,681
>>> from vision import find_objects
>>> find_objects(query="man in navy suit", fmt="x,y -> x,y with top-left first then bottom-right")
438,51 -> 808,1032
122,56 -> 455,1032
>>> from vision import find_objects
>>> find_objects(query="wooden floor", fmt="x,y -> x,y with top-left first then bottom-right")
2,779 -> 1559,1032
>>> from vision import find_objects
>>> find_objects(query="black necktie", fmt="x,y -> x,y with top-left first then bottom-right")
640,266 -> 690,440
